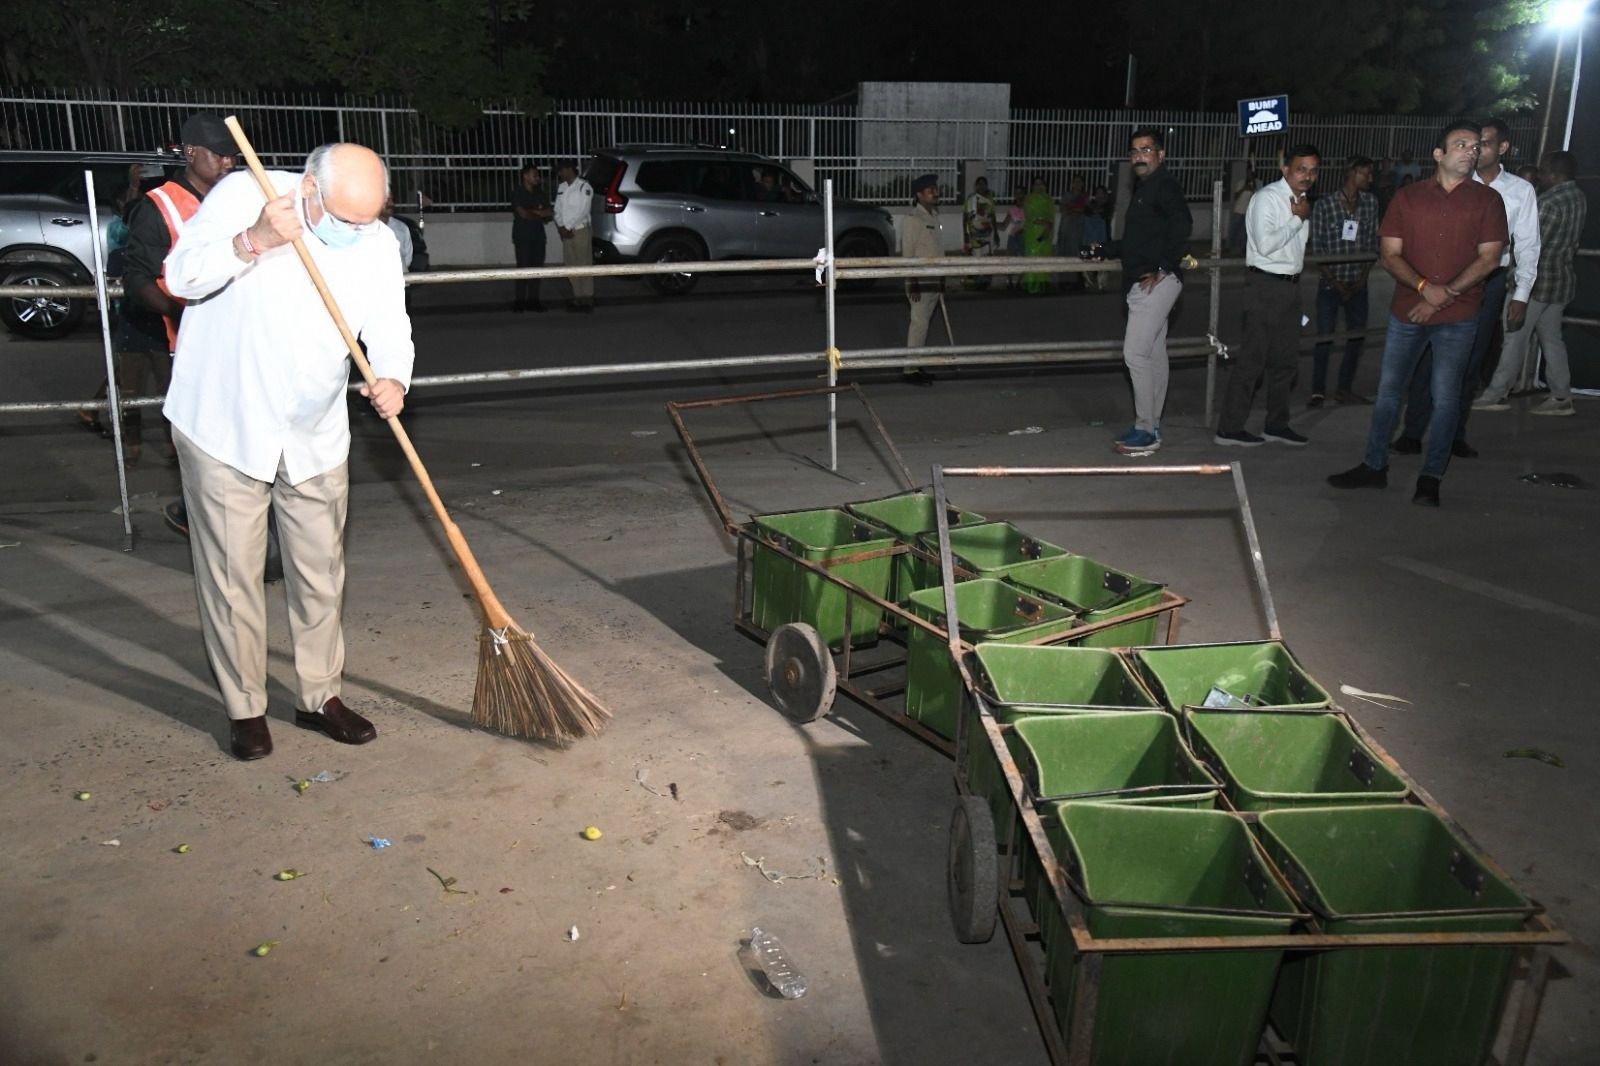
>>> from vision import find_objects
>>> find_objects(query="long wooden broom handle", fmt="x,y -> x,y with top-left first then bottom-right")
223,116 -> 512,627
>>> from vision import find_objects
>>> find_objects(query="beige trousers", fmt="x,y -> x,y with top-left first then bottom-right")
562,226 -> 594,300
906,289 -> 939,347
174,427 -> 348,721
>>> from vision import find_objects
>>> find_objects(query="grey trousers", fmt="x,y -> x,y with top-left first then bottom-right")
1122,274 -> 1182,432
174,428 -> 348,721
1220,270 -> 1302,432
1481,299 -> 1572,402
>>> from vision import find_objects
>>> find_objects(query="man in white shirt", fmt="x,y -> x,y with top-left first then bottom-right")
163,143 -> 414,761
1215,144 -> 1320,446
1396,117 -> 1538,459
553,161 -> 595,312
382,194 -> 413,270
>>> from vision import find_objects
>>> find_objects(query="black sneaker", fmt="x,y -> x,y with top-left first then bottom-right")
1327,463 -> 1388,489
1451,439 -> 1478,459
1214,429 -> 1265,447
1263,425 -> 1309,446
1307,393 -> 1325,409
1391,435 -> 1422,455
1412,475 -> 1441,507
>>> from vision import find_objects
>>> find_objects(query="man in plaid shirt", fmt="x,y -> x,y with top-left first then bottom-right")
1308,155 -> 1381,406
1472,150 -> 1589,416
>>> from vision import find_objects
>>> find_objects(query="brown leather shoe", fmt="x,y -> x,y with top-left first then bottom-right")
295,697 -> 377,745
230,716 -> 273,760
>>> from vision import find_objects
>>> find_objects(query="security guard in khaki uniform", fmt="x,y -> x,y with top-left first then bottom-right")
901,173 -> 945,385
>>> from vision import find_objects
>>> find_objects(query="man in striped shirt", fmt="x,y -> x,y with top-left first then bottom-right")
1472,151 -> 1589,416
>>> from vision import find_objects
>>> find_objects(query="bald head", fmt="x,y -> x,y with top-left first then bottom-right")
301,143 -> 388,226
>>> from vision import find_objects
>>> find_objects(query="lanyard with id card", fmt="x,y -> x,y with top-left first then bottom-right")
1342,219 -> 1359,242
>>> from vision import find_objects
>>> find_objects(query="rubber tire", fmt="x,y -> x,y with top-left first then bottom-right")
1,264 -> 84,339
947,795 -> 999,944
763,622 -> 836,723
835,232 -> 886,291
643,234 -> 706,295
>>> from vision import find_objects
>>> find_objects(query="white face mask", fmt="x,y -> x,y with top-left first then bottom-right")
305,183 -> 368,249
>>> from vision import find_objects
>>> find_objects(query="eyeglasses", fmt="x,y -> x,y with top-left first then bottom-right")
1130,146 -> 1160,156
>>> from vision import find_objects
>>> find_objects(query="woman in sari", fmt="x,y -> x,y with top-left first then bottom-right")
1022,176 -> 1056,294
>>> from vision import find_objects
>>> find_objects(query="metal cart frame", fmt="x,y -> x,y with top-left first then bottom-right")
926,464 -> 1567,1066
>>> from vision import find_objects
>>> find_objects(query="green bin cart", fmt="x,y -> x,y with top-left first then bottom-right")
1001,555 -> 1167,648
751,508 -> 896,648
1038,803 -> 1301,1066
844,490 -> 986,600
1131,640 -> 1331,713
962,644 -> 1163,828
1183,709 -> 1409,812
919,520 -> 1070,577
904,581 -> 1076,740
1256,806 -> 1540,1066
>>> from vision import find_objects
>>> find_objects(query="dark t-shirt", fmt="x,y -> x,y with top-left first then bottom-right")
511,183 -> 551,244
1379,176 -> 1508,323
120,174 -> 202,350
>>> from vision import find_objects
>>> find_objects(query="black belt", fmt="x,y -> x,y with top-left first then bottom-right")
1248,265 -> 1300,283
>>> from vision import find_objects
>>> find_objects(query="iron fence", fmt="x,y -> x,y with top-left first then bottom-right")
0,89 -> 1541,210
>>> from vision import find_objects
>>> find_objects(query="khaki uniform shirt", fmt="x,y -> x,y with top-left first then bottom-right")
900,203 -> 945,291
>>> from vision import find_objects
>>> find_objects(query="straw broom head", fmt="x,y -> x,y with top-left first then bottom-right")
474,620 -> 611,742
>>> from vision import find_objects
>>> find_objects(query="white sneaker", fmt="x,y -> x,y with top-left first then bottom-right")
1471,394 -> 1510,411
1529,397 -> 1575,417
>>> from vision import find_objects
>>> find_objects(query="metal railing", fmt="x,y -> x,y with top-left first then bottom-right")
0,89 -> 1539,209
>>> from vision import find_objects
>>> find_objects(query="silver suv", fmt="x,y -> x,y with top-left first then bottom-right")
584,146 -> 896,295
1,150 -> 178,339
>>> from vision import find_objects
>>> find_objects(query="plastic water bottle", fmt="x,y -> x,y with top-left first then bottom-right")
749,927 -> 808,999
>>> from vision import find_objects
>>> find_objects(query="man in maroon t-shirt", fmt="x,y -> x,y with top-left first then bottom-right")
1327,120 -> 1508,507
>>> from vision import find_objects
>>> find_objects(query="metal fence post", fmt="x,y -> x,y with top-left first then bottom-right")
85,171 -> 134,549
65,102 -> 77,150
1206,179 -> 1222,426
825,178 -> 838,472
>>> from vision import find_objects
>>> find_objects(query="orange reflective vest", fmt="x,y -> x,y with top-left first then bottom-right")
145,181 -> 201,351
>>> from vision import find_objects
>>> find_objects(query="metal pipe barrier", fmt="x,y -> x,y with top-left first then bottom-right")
5,167 -> 1595,546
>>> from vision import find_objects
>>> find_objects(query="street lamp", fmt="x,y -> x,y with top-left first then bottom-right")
1538,0 -> 1590,158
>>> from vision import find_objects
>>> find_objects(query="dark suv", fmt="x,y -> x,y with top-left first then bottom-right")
584,146 -> 896,294
0,150 -> 179,339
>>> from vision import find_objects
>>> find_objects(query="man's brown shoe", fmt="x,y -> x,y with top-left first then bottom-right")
295,697 -> 377,745
230,716 -> 273,760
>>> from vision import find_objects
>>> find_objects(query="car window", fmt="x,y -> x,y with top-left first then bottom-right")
635,160 -> 692,194
690,162 -> 746,201
0,162 -> 53,195
584,156 -> 621,192
46,164 -> 137,207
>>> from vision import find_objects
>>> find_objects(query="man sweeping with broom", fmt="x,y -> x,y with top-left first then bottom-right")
163,143 -> 411,760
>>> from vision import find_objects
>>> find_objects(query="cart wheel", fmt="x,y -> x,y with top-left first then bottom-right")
947,795 -> 999,944
764,623 -> 837,723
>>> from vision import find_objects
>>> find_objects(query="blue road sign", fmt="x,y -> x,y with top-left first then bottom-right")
1239,96 -> 1289,137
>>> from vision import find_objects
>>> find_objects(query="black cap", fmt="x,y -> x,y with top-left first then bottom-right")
912,174 -> 938,194
181,113 -> 236,156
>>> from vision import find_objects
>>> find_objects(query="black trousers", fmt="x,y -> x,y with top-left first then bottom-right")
514,237 -> 545,306
1219,270 -> 1302,432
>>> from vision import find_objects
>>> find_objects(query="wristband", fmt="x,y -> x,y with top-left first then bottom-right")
239,229 -> 260,258
1415,278 -> 1427,293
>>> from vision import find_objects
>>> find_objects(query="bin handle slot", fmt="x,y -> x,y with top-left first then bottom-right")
1347,748 -> 1378,787
1101,570 -> 1131,596
1243,855 -> 1272,909
1449,848 -> 1487,898
1012,596 -> 1044,623
1018,536 -> 1043,560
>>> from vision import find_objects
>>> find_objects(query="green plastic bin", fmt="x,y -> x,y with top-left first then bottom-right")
1002,555 -> 1168,648
1132,641 -> 1331,713
1037,804 -> 1301,1065
1183,710 -> 1409,812
1257,806 -> 1539,1066
962,644 -> 1164,829
844,490 -> 986,598
903,581 -> 1076,740
751,508 -> 896,648
919,520 -> 1070,577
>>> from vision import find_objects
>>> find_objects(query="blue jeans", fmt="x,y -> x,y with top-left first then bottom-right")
1312,280 -> 1368,395
1401,269 -> 1503,441
1365,316 -> 1478,479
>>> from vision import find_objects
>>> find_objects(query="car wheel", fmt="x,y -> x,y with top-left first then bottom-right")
1,265 -> 85,340
835,232 -> 886,291
643,235 -> 706,295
